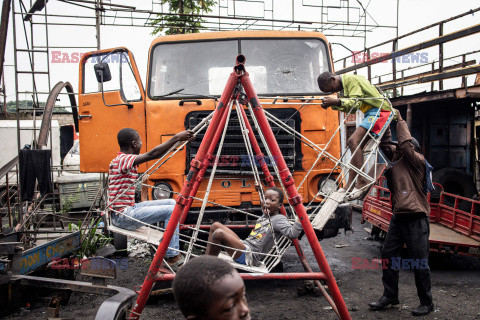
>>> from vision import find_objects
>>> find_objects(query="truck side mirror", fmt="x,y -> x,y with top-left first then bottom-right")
94,63 -> 112,83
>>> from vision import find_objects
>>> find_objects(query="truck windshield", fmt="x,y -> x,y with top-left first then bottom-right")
149,38 -> 330,98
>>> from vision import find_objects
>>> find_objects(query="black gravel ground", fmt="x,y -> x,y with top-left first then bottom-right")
5,210 -> 480,320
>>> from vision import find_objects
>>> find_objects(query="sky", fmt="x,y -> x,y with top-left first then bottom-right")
3,0 -> 479,105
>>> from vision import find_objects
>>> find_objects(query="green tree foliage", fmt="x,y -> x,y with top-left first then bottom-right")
149,0 -> 216,35
6,100 -> 70,113
6,100 -> 43,113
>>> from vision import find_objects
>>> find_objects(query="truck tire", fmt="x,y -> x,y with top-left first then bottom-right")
113,232 -> 128,256
432,168 -> 477,198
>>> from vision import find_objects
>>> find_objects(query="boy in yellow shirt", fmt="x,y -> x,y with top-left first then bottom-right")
317,72 -> 393,200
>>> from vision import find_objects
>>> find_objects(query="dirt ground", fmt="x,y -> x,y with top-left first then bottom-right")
5,210 -> 480,320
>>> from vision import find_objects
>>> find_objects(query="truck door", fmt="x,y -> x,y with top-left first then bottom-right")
78,48 -> 146,172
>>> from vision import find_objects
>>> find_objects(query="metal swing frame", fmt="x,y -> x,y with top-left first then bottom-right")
128,55 -> 352,320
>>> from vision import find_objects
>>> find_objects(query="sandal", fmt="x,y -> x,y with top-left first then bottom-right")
167,254 -> 185,272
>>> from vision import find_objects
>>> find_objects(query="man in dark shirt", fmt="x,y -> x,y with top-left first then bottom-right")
369,109 -> 434,316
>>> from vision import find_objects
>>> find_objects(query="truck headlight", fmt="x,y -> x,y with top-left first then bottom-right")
152,182 -> 173,200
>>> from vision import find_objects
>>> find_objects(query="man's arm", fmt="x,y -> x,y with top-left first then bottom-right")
395,111 -> 424,167
133,130 -> 194,167
379,126 -> 395,161
380,142 -> 396,162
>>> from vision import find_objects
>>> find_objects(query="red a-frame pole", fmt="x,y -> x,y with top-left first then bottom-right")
129,55 -> 351,320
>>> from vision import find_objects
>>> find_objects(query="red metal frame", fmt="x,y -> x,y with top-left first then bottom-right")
129,56 -> 351,319
154,272 -> 328,282
362,179 -> 480,256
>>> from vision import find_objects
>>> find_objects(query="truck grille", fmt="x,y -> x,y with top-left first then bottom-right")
185,108 -> 302,175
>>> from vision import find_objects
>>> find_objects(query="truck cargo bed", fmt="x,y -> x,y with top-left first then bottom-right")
362,179 -> 480,257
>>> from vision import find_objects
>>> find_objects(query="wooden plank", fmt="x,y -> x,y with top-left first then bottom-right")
218,252 -> 269,274
429,223 -> 480,246
380,65 -> 480,91
378,60 -> 476,88
391,91 -> 456,106
108,225 -> 163,246
312,190 -> 346,231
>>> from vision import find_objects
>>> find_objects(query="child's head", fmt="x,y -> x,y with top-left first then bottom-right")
317,71 -> 342,93
173,256 -> 250,320
264,187 -> 284,216
117,128 -> 142,154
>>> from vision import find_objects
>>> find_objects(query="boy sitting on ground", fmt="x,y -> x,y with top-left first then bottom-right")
205,187 -> 302,267
108,127 -> 193,269
317,71 -> 393,200
173,255 -> 250,320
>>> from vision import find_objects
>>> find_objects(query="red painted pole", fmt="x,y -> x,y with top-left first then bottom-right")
129,71 -> 239,319
240,71 -> 351,320
155,272 -> 327,282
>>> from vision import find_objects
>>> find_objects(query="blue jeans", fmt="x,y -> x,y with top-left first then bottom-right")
112,199 -> 179,258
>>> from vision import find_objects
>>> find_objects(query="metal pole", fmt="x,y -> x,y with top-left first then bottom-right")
155,272 -> 328,282
0,0 -> 12,78
1,70 -> 6,116
6,173 -> 11,227
396,0 -> 399,39
95,0 -> 101,50
392,39 -> 397,98
439,22 -> 444,90
406,104 -> 412,130
12,0 -> 23,224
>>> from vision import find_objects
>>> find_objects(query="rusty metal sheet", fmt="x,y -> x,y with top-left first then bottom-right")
38,81 -> 77,147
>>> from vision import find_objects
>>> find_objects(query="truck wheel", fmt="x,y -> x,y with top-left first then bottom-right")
113,232 -> 128,256
432,168 -> 476,198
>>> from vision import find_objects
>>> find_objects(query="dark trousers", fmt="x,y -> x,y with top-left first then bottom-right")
19,149 -> 52,201
382,213 -> 433,306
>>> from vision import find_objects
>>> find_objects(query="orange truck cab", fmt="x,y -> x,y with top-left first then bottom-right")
78,31 -> 350,235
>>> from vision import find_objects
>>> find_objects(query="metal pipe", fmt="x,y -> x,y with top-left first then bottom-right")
406,104 -> 412,130
0,0 -> 12,78
155,272 -> 328,282
6,173 -> 12,227
12,0 -> 23,225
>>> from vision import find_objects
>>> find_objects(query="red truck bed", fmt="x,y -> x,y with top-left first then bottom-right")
362,179 -> 480,257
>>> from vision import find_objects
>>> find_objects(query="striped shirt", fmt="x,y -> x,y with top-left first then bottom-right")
108,152 -> 138,213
